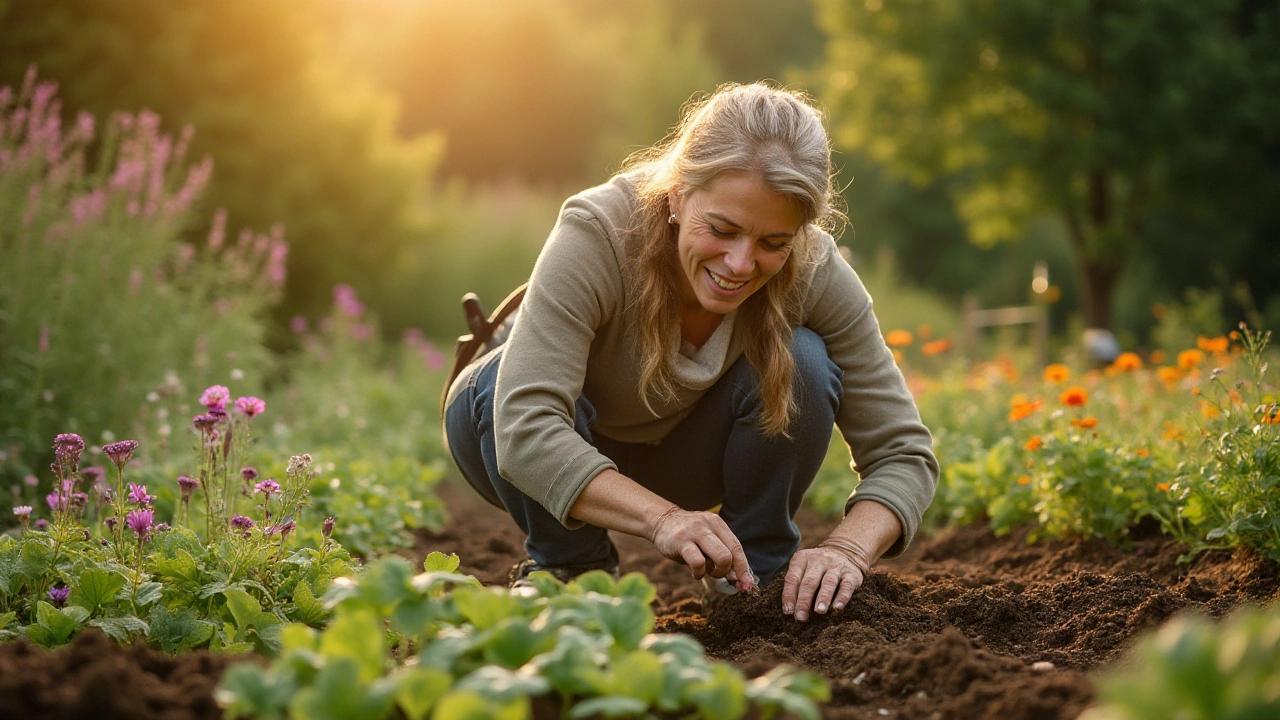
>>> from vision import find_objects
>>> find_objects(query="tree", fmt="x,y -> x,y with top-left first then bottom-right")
815,0 -> 1279,330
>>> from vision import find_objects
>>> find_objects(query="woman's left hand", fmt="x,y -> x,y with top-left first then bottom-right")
781,545 -> 869,622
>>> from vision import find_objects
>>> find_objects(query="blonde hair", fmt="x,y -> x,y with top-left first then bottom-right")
623,83 -> 842,436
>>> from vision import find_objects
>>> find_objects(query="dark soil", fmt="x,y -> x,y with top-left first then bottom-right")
418,480 -> 1280,720
2,477 -> 1276,720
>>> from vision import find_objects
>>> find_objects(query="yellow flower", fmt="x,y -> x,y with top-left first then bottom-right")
1178,349 -> 1204,370
1025,435 -> 1043,451
1043,364 -> 1071,383
1059,386 -> 1089,407
1071,416 -> 1099,429
1112,352 -> 1143,372
885,330 -> 914,347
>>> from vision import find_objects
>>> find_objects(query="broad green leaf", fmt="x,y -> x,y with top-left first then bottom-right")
532,627 -> 608,697
416,630 -> 475,673
72,568 -> 127,611
222,588 -> 263,632
200,581 -> 234,599
33,601 -> 81,646
422,551 -> 461,573
480,618 -> 553,669
319,606 -> 387,682
280,622 -> 319,653
609,650 -> 664,703
0,611 -> 15,629
569,696 -> 649,719
516,571 -> 563,599
89,615 -> 149,642
148,605 -> 215,653
250,618 -> 285,656
214,662 -> 297,720
395,666 -> 454,720
685,664 -> 747,720
356,555 -> 416,612
572,570 -> 618,596
23,624 -> 57,647
455,666 -> 551,703
594,597 -> 653,651
431,690 -> 530,720
129,581 -> 164,607
289,657 -> 396,720
641,634 -> 706,665
290,579 -> 330,626
410,571 -> 483,598
615,574 -> 656,605
152,549 -> 202,585
391,595 -> 440,638
453,587 -> 523,631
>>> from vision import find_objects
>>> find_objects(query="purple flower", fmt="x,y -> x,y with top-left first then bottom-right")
279,520 -> 296,542
234,396 -> 265,418
192,413 -> 220,432
103,440 -> 139,469
47,586 -> 70,606
199,385 -> 230,411
209,407 -> 229,420
53,433 -> 85,462
46,491 -> 67,512
290,315 -> 309,334
333,284 -> 364,317
153,522 -> 171,533
127,483 -> 155,506
177,475 -> 199,497
71,492 -> 89,507
230,515 -> 254,530
81,466 -> 105,485
13,505 -> 32,518
104,516 -> 117,530
23,475 -> 39,487
322,516 -> 335,538
125,508 -> 154,538
35,519 -> 48,530
254,479 -> 280,496
241,466 -> 258,483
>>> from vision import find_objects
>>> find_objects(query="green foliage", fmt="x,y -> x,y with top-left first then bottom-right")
0,71 -> 278,494
215,555 -> 829,720
1081,606 -> 1280,720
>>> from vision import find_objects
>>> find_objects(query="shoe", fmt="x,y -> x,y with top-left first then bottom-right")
700,576 -> 739,615
508,546 -> 620,588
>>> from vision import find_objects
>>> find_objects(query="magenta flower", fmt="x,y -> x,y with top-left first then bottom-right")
127,483 -> 155,506
103,440 -> 140,470
234,396 -> 265,418
45,491 -> 67,512
126,508 -> 154,538
199,385 -> 230,411
290,315 -> 309,334
35,519 -> 48,530
230,515 -> 254,530
192,413 -> 220,433
254,479 -> 280,497
241,466 -> 258,482
322,516 -> 335,538
104,516 -> 118,530
53,433 -> 85,462
47,586 -> 70,606
333,284 -> 364,317
177,475 -> 199,497
279,519 -> 296,542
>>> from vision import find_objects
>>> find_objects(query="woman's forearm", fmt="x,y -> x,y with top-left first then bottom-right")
568,468 -> 677,540
826,500 -> 903,564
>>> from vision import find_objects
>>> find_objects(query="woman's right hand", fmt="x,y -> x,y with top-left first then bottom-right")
648,507 -> 757,592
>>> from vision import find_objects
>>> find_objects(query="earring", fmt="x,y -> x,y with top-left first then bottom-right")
668,212 -> 677,225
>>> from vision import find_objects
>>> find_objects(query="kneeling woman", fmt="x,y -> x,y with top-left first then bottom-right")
444,83 -> 937,622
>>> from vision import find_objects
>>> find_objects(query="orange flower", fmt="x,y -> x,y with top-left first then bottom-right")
1135,448 -> 1150,457
1197,336 -> 1229,354
885,330 -> 914,347
1200,401 -> 1220,418
1162,422 -> 1184,441
1261,406 -> 1279,424
1178,349 -> 1204,370
1156,482 -> 1171,492
1017,475 -> 1031,485
917,324 -> 933,340
892,349 -> 904,364
1043,364 -> 1071,383
1228,389 -> 1244,406
1149,349 -> 1167,365
1156,366 -> 1183,385
1008,399 -> 1043,422
1071,416 -> 1099,429
1025,435 -> 1043,451
1112,352 -> 1143,372
1059,386 -> 1089,407
1229,330 -> 1240,341
921,338 -> 953,355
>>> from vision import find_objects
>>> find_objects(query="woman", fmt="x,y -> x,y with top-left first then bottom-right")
444,83 -> 937,622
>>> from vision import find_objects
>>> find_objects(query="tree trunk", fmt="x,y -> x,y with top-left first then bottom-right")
1063,168 -> 1126,331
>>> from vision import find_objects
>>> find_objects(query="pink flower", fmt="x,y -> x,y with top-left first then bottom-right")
103,440 -> 139,470
290,316 -> 309,334
126,508 -> 154,538
199,385 -> 230,411
332,284 -> 364,317
254,479 -> 280,497
127,483 -> 155,506
234,396 -> 265,418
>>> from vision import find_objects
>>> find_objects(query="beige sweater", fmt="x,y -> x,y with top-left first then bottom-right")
453,173 -> 938,557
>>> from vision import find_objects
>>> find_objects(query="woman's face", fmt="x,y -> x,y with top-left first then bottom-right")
669,171 -> 804,316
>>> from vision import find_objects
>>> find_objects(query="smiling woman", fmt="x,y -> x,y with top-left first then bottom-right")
441,83 -> 938,625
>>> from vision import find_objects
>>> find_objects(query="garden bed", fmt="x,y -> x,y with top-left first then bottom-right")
2,478 -> 1276,720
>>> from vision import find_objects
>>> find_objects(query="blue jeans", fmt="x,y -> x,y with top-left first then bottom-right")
443,327 -> 843,585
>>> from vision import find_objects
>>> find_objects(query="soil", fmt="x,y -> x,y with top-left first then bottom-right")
2,477 -> 1276,720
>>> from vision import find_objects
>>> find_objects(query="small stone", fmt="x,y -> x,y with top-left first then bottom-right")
853,671 -> 868,685
878,709 -> 890,716
1031,661 -> 1055,672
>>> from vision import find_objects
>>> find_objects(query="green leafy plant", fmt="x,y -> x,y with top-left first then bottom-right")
216,553 -> 830,720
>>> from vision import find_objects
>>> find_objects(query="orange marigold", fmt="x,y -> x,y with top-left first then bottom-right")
1112,352 -> 1143,372
1017,475 -> 1031,485
1025,435 -> 1043,451
1156,482 -> 1171,492
1178,349 -> 1204,370
1071,416 -> 1099,429
1059,386 -> 1089,407
1262,409 -> 1279,425
921,338 -> 953,355
1149,349 -> 1167,365
1135,448 -> 1150,457
1008,399 -> 1043,422
917,324 -> 933,340
885,330 -> 914,347
1043,364 -> 1071,383
1197,335 -> 1229,353
1163,422 -> 1184,441
1200,401 -> 1220,418
1156,366 -> 1183,385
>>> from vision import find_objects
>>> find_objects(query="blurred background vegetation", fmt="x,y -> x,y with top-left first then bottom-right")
2,0 -> 1278,488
